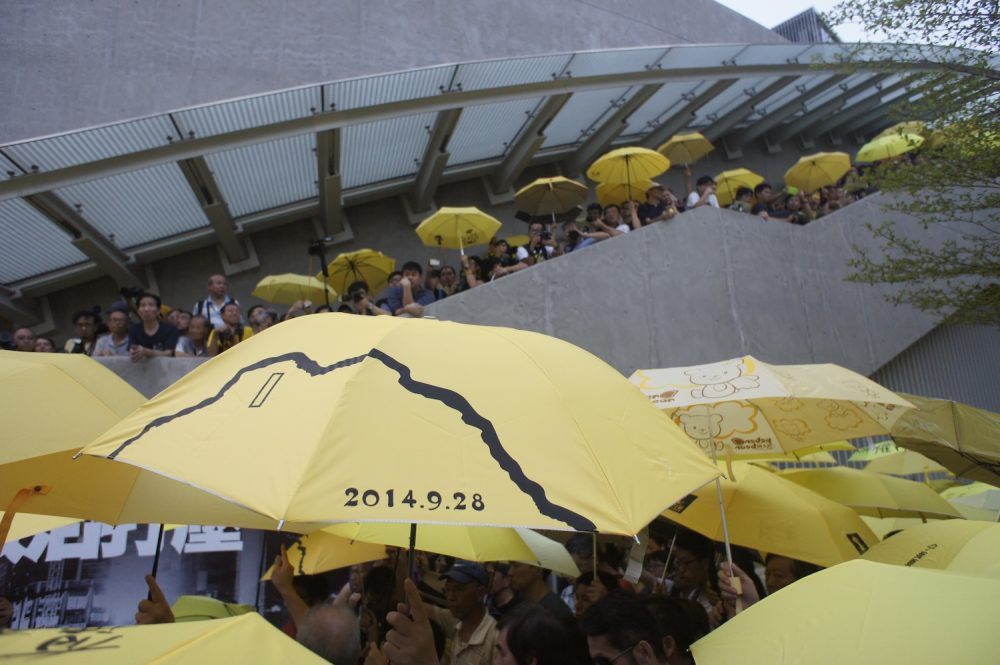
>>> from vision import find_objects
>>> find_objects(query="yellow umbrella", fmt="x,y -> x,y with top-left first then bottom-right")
0,354 -> 331,535
0,512 -> 80,541
656,132 -> 714,166
514,176 -> 589,217
504,234 -> 530,248
860,519 -> 1000,578
663,462 -> 878,567
326,523 -> 580,577
82,315 -> 720,536
713,168 -> 764,206
856,132 -> 924,162
691,560 -> 999,665
261,531 -> 389,580
415,206 -> 502,256
755,441 -> 854,463
318,248 -> 396,297
251,273 -> 338,306
876,120 -> 927,139
941,481 -> 999,502
864,450 -> 947,477
0,613 -> 326,663
586,147 -> 670,187
781,467 -> 962,520
949,502 -> 998,521
762,451 -> 839,466
947,486 -> 1000,512
860,515 -> 929,539
170,596 -> 255,622
783,152 -> 851,191
594,179 -> 654,207
631,355 -> 913,459
889,393 -> 1000,485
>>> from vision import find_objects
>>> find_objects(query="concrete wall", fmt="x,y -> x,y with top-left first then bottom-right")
0,0 -> 784,144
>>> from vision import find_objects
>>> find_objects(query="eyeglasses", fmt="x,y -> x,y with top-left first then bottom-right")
593,642 -> 638,665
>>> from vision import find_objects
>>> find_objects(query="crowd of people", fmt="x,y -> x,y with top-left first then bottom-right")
130,522 -> 822,664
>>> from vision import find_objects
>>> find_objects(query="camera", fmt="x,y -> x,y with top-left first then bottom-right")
307,237 -> 333,258
540,230 -> 552,241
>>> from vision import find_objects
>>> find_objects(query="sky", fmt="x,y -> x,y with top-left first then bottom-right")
714,0 -> 872,42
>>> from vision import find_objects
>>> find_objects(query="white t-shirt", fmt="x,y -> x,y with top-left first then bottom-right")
616,223 -> 631,234
686,191 -> 720,209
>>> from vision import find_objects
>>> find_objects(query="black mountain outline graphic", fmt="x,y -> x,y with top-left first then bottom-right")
107,349 -> 596,531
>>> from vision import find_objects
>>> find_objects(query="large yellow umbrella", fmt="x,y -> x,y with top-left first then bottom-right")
0,613 -> 326,663
0,512 -> 80,541
860,519 -> 1000,578
656,132 -> 714,167
690,560 -> 999,665
856,132 -> 924,162
781,467 -> 962,520
326,523 -> 580,577
586,147 -> 670,187
595,179 -> 654,207
82,315 -> 720,536
514,176 -> 588,217
170,596 -> 255,622
889,393 -> 1000,485
662,462 -> 878,567
783,152 -> 851,192
631,355 -> 913,459
876,120 -> 927,139
754,440 -> 854,463
318,248 -> 396,296
252,273 -> 337,306
261,531 -> 389,580
713,168 -> 764,206
863,451 -> 947,477
944,484 -> 1000,512
415,206 -> 502,256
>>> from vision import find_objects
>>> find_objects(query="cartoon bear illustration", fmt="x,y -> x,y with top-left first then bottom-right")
685,358 -> 759,400
775,418 -> 811,440
818,399 -> 864,431
677,412 -> 724,452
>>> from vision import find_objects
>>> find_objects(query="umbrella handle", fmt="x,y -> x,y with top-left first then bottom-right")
147,524 -> 165,600
0,485 -> 50,550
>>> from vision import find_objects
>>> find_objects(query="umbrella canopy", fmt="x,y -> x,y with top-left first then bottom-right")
415,206 -> 502,253
783,152 -> 851,191
631,355 -> 913,458
656,132 -> 714,166
514,176 -> 588,216
945,484 -> 1000,512
82,315 -> 719,535
864,450 -> 947,476
326,523 -> 580,577
586,147 -> 669,185
713,168 -> 764,206
318,248 -> 396,296
754,441 -> 855,463
0,613 -> 326,664
662,462 -> 878,567
781,467 -> 962,520
595,179 -> 654,207
856,132 -> 924,162
170,596 -> 255,622
875,120 -> 927,139
690,560 -> 999,665
251,273 -> 337,306
0,512 -> 80,541
860,519 -> 1000,578
261,531 -> 389,580
0,354 -> 331,533
889,393 -> 1000,485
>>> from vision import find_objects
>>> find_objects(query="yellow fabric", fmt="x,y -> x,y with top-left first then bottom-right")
0,511 -> 80,541
691,560 -> 999,665
864,450 -> 946,476
326,523 -> 580,577
170,596 -> 254,622
207,327 -> 253,354
781,467 -> 961,520
415,207 -> 502,251
890,393 -> 1000,485
861,519 -> 1000,578
318,248 -> 396,296
663,462 -> 877,568
631,355 -> 912,458
876,120 -> 927,139
783,152 -> 851,191
594,180 -> 654,207
82,315 -> 719,535
513,176 -> 588,216
856,132 -> 924,162
261,531 -> 388,580
656,132 -> 714,165
586,147 -> 669,184
251,273 -> 337,305
754,441 -> 854,463
712,168 -> 764,206
0,613 -> 326,663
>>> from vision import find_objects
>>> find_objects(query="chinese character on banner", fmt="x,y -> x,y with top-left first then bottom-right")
179,526 -> 244,554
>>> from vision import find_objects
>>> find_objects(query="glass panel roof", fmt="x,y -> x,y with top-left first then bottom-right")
562,48 -> 669,78
689,77 -> 774,126
341,113 -> 437,189
0,198 -> 88,283
453,55 -> 571,92
173,87 -> 322,139
205,134 -> 318,218
658,45 -> 746,69
448,98 -> 544,165
0,152 -> 24,178
54,164 -> 208,249
733,44 -> 814,66
325,66 -> 456,111
620,81 -> 714,138
542,87 -> 634,148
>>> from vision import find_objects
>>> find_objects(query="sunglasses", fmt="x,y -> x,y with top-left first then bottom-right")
593,642 -> 637,665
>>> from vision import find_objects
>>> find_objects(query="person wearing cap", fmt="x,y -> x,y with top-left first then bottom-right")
686,176 -> 720,210
424,562 -> 498,665
638,184 -> 679,224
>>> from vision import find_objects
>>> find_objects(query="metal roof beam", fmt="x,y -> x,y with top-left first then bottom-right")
410,108 -> 463,212
639,79 -> 738,149
702,76 -> 799,142
316,128 -> 345,235
23,192 -> 145,288
768,73 -> 893,145
177,156 -> 247,262
0,287 -> 40,325
726,74 -> 850,148
562,84 -> 663,178
802,77 -> 917,139
489,93 -> 571,195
